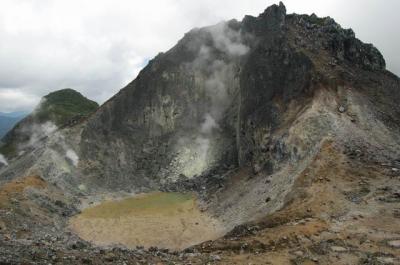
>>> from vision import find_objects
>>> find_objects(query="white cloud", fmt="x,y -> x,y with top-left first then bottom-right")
0,89 -> 40,112
0,0 -> 398,113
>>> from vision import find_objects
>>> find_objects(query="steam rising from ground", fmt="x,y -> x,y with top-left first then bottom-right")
200,114 -> 219,134
195,23 -> 248,165
18,99 -> 57,149
15,98 -> 80,168
209,23 -> 249,57
24,122 -> 57,148
0,154 -> 8,166
17,120 -> 79,168
178,22 -> 249,177
66,149 -> 79,167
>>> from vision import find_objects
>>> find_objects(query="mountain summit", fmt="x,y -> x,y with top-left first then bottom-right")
0,88 -> 98,158
0,3 -> 399,264
32,88 -> 99,126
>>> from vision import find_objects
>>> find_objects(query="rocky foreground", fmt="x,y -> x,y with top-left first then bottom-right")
1,142 -> 400,264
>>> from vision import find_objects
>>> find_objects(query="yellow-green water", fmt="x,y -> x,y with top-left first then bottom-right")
79,192 -> 193,218
69,192 -> 225,250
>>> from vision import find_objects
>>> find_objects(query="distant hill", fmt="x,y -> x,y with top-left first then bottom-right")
0,89 -> 99,157
0,112 -> 27,138
0,111 -> 28,118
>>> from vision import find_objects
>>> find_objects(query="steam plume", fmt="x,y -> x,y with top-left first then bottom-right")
177,21 -> 250,177
66,149 -> 79,167
0,154 -> 8,166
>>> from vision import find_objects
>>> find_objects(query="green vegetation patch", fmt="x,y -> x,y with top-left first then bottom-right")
35,88 -> 99,126
0,142 -> 17,158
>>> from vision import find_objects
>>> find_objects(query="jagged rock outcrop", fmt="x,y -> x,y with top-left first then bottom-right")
75,2 -> 398,195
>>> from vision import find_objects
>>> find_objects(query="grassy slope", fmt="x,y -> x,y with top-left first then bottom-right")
35,88 -> 99,126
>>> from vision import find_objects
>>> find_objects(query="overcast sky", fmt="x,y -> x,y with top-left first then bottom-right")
0,0 -> 399,113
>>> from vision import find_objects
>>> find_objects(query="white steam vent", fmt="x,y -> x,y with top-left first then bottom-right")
66,149 -> 79,167
0,154 -> 8,166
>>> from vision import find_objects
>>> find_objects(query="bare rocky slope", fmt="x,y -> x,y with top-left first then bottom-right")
0,2 -> 400,264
